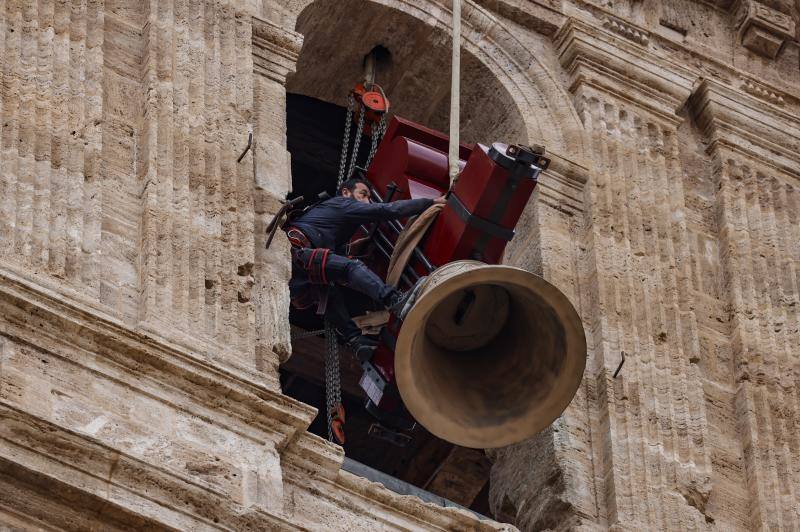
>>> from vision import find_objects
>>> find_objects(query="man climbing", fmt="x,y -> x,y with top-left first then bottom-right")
285,177 -> 444,359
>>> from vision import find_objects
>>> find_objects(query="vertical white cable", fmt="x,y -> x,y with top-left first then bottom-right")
448,0 -> 462,187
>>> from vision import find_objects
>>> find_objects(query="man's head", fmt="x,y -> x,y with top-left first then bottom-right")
340,178 -> 371,204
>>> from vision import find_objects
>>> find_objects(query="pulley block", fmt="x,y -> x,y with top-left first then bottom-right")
352,82 -> 390,135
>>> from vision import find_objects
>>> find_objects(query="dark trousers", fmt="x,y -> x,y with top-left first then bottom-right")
289,248 -> 397,340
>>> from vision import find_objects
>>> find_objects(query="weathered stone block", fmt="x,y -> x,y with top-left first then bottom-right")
734,0 -> 796,58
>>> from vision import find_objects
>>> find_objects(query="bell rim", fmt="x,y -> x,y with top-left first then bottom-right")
395,263 -> 587,449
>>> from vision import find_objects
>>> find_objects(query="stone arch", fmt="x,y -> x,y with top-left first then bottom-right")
274,0 -> 592,522
282,0 -> 588,161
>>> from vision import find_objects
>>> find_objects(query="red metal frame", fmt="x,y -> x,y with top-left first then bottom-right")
359,116 -> 547,426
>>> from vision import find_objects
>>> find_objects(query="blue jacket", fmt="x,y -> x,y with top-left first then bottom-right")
290,196 -> 433,252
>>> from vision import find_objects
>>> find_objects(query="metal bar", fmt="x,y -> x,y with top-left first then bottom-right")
368,187 -> 403,234
388,217 -> 436,274
366,231 -> 392,259
369,186 -> 385,203
411,246 -> 435,274
372,228 -> 419,282
367,188 -> 436,273
366,183 -> 400,242
383,218 -> 402,235
360,224 -> 393,253
360,226 -> 414,286
384,182 -> 399,202
384,221 -> 435,273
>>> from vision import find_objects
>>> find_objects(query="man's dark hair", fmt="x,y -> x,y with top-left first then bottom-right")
339,177 -> 370,196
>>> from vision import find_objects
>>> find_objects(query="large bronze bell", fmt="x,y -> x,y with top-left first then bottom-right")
395,260 -> 587,448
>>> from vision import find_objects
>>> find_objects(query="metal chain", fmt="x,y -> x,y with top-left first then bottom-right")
324,319 -> 342,442
290,328 -> 325,341
336,95 -> 356,190
364,113 -> 388,170
346,105 -> 366,180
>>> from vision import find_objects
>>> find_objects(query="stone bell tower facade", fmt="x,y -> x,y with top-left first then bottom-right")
0,1 -> 798,530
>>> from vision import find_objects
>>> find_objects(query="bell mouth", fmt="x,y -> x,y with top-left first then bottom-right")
395,262 -> 586,449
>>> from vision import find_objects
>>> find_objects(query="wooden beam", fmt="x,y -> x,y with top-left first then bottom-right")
424,446 -> 491,508
397,432 -> 454,487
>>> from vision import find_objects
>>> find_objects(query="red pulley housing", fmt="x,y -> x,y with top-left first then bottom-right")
352,83 -> 390,135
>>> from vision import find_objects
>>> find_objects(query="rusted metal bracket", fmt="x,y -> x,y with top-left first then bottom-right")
613,351 -> 626,378
237,131 -> 253,163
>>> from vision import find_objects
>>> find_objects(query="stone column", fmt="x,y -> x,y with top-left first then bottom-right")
690,78 -> 800,531
250,15 -> 303,381
0,0 -> 104,301
560,16 -> 717,529
137,0 -> 262,373
488,14 -> 721,530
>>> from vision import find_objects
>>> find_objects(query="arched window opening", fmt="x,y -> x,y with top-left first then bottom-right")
280,0 -> 531,518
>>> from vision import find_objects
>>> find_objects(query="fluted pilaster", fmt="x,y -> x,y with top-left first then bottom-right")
692,78 -> 800,530
1,0 -> 104,296
493,15 -> 717,529
138,0 -> 259,370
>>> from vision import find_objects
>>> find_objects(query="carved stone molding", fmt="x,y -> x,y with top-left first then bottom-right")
0,257 -> 505,529
555,18 -> 694,123
602,14 -> 650,46
252,16 -> 304,83
733,0 -> 796,58
537,153 -> 588,218
690,78 -> 800,181
741,78 -> 787,106
0,406 -> 297,529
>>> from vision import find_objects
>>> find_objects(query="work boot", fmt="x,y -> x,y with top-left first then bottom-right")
346,335 -> 379,362
388,276 -> 428,321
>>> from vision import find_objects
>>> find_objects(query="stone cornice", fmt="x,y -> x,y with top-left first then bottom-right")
601,13 -> 650,46
555,17 -> 695,124
650,29 -> 799,110
333,470 -> 512,531
0,405 -> 298,529
2,401 -> 500,530
0,262 -> 498,529
473,0 -> 566,36
281,464 -> 513,531
569,0 -> 799,91
282,431 -> 345,481
689,78 -> 800,181
252,16 -> 303,83
556,10 -> 800,129
0,260 -> 316,450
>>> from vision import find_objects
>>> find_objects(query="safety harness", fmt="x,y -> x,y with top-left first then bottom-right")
284,226 -> 333,315
267,75 -> 390,447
